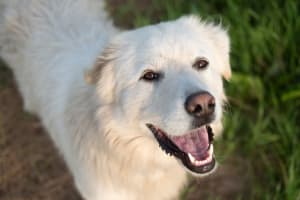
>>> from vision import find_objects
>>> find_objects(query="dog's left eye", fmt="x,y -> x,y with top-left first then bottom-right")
141,70 -> 160,82
193,58 -> 209,70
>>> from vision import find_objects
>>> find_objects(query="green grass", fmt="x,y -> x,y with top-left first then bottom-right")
111,0 -> 300,199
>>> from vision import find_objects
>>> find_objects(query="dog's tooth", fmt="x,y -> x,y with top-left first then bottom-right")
195,160 -> 201,166
188,153 -> 196,163
209,144 -> 214,155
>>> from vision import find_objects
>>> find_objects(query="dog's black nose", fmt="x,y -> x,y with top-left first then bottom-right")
185,91 -> 215,118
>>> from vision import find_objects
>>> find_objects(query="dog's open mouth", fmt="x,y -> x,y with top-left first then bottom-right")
146,124 -> 215,174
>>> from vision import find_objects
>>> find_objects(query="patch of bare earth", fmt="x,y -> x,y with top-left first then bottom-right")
0,66 -> 81,200
183,156 -> 251,200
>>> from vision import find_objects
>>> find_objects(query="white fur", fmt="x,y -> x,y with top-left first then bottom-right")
0,0 -> 231,199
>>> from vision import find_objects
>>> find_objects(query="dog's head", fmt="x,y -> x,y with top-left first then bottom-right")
86,15 -> 231,176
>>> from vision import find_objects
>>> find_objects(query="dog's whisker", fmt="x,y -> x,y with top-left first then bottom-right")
124,135 -> 146,147
103,129 -> 112,140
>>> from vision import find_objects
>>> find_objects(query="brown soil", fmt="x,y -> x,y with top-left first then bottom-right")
0,66 -> 82,200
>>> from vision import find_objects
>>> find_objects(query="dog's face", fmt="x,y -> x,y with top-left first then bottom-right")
86,16 -> 231,176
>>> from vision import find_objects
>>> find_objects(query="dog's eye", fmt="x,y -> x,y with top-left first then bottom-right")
193,58 -> 209,70
141,70 -> 160,81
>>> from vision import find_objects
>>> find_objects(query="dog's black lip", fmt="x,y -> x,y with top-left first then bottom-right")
146,123 -> 215,174
146,123 -> 184,158
192,114 -> 216,130
182,154 -> 216,174
207,125 -> 214,142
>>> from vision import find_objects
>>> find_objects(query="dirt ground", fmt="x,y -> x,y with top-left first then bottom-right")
0,66 -> 81,200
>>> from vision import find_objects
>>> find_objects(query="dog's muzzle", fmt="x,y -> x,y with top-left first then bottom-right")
146,124 -> 215,174
146,91 -> 218,174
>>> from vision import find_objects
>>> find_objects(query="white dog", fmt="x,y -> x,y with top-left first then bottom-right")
0,0 -> 231,199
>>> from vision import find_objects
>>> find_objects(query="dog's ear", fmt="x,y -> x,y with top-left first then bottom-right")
208,25 -> 231,80
85,45 -> 117,84
85,45 -> 117,102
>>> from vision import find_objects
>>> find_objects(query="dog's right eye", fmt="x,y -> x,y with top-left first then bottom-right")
141,70 -> 160,81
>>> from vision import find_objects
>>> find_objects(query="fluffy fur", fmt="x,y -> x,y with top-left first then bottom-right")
0,0 -> 231,199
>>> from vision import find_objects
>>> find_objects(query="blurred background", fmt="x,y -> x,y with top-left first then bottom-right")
0,0 -> 299,199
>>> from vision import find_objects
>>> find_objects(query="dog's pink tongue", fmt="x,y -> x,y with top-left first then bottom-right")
170,127 -> 209,160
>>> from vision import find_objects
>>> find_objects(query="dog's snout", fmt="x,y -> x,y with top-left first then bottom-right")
185,92 -> 215,118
